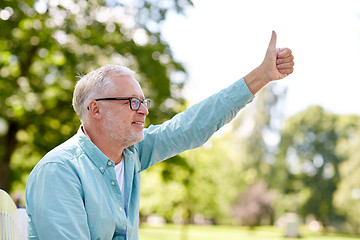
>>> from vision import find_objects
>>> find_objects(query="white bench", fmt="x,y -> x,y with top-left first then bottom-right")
0,189 -> 28,240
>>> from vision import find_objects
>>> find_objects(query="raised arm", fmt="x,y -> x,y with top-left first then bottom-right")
137,31 -> 294,171
138,78 -> 254,171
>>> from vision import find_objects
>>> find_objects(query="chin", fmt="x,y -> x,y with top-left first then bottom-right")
128,132 -> 144,145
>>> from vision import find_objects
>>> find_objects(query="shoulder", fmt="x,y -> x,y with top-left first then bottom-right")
31,134 -> 84,175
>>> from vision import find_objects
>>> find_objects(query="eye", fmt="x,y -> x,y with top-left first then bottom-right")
129,98 -> 139,109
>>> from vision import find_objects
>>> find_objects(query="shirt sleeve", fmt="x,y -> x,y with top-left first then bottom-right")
25,161 -> 91,239
137,78 -> 254,171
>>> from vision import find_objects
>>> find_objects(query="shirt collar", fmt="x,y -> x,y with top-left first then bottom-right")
76,126 -> 112,173
76,126 -> 138,170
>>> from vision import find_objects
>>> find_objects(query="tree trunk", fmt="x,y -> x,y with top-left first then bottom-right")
0,121 -> 18,191
0,45 -> 37,191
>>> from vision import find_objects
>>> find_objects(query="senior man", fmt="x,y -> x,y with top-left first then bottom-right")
25,31 -> 294,239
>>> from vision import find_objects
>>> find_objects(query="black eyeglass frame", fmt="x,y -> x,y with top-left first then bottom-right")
87,97 -> 150,111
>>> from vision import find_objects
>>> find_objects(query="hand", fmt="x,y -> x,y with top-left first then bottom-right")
244,31 -> 294,94
263,31 -> 294,81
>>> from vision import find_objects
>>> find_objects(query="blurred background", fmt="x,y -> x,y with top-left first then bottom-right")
1,0 -> 360,239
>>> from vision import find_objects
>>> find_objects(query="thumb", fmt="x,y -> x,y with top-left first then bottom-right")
268,31 -> 277,50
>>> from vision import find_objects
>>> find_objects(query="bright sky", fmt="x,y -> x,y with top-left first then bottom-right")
161,0 -> 360,118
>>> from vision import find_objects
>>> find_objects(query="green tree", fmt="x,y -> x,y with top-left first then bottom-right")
139,85 -> 286,226
235,85 -> 286,180
274,106 -> 359,226
140,131 -> 248,224
333,117 -> 360,232
0,0 -> 192,192
227,84 -> 286,226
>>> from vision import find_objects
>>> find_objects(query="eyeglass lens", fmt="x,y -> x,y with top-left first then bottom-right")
130,98 -> 149,110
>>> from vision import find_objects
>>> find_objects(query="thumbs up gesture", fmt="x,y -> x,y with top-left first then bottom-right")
264,31 -> 294,80
244,31 -> 294,94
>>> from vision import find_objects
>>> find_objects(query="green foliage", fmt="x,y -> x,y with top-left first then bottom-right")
140,131 -> 249,224
139,224 -> 360,240
274,106 -> 360,225
231,84 -> 287,184
140,85 -> 287,225
226,85 -> 286,226
333,117 -> 360,232
0,0 -> 191,191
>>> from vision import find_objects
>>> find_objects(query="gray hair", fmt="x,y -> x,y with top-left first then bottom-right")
72,65 -> 135,124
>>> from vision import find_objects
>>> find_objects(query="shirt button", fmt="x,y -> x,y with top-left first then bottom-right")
119,207 -> 123,212
108,161 -> 112,166
111,181 -> 115,186
100,166 -> 104,171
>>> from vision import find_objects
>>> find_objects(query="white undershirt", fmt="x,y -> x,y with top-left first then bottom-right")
114,157 -> 125,206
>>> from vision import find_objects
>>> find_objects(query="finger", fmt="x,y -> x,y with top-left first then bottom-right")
279,68 -> 294,75
278,48 -> 292,58
277,55 -> 294,64
268,31 -> 277,50
277,62 -> 295,69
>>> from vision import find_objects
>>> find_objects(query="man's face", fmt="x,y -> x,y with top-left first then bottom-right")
99,75 -> 149,147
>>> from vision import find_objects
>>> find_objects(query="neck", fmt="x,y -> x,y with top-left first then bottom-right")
82,125 -> 124,165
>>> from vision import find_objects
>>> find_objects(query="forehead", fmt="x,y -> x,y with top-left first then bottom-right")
108,74 -> 144,98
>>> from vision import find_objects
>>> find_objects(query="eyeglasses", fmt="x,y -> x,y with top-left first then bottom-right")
88,97 -> 150,111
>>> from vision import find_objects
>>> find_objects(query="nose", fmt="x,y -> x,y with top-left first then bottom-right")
137,102 -> 149,115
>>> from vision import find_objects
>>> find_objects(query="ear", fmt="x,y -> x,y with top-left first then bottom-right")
87,100 -> 102,120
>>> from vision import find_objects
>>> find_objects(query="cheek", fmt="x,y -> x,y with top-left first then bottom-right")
104,109 -> 130,122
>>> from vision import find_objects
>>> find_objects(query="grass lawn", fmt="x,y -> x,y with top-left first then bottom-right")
139,224 -> 360,240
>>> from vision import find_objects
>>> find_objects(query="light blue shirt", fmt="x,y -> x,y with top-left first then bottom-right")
25,78 -> 254,239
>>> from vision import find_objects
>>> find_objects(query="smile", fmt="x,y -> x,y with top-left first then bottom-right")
132,121 -> 144,126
